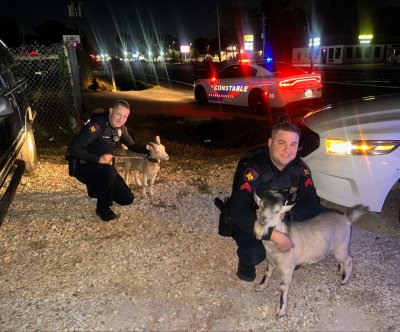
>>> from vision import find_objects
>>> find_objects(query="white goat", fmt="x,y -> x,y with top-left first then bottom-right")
119,136 -> 169,197
253,191 -> 368,317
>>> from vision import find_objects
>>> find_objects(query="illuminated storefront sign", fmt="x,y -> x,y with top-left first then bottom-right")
243,34 -> 254,51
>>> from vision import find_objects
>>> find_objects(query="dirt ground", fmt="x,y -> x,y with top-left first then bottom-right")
1,152 -> 399,331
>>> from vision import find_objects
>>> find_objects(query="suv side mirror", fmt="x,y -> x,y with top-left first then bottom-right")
0,96 -> 15,118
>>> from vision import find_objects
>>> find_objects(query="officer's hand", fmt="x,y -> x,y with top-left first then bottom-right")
99,154 -> 113,164
270,229 -> 294,252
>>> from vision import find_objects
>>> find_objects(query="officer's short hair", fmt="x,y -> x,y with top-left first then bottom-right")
271,122 -> 301,138
113,99 -> 131,111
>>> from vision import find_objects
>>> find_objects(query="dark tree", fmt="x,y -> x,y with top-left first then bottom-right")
193,37 -> 210,55
0,17 -> 23,47
35,20 -> 74,45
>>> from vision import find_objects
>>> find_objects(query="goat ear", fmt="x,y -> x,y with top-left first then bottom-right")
146,144 -> 153,151
281,204 -> 295,214
155,136 -> 160,144
253,192 -> 262,207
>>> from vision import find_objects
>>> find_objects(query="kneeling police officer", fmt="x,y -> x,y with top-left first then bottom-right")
66,99 -> 148,221
229,121 -> 324,281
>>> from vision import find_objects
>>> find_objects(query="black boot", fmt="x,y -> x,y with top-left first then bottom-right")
87,185 -> 98,198
236,262 -> 256,282
96,207 -> 117,222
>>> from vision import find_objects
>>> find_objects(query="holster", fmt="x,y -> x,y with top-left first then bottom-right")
214,197 -> 233,237
65,154 -> 78,177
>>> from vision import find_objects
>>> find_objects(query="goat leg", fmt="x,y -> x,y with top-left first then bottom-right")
124,171 -> 129,186
340,256 -> 353,284
255,262 -> 274,292
149,175 -> 156,197
141,174 -> 147,197
133,171 -> 142,186
276,268 -> 294,317
333,247 -> 353,284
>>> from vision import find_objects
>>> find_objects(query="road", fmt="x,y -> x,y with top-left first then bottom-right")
91,61 -> 400,119
85,62 -> 400,148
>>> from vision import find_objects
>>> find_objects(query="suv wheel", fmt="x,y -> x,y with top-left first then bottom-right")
18,124 -> 38,173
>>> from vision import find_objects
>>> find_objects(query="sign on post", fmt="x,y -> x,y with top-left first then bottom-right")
63,35 -> 81,44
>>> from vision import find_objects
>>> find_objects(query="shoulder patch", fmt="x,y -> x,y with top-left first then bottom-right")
300,164 -> 311,177
304,178 -> 313,187
88,123 -> 100,133
243,168 -> 259,182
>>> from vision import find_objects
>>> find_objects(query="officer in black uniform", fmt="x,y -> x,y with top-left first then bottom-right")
67,99 -> 148,222
229,121 -> 323,281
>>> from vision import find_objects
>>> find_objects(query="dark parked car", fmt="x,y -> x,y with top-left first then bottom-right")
0,39 -> 38,224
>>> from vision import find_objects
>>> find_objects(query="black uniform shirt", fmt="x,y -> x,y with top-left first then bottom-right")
67,112 -> 147,163
229,146 -> 321,238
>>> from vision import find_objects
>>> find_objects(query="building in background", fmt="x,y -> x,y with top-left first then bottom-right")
292,34 -> 400,65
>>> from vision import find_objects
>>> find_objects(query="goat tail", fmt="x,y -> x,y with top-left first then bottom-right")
346,204 -> 369,224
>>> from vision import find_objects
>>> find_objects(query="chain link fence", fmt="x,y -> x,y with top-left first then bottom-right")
11,44 -> 78,130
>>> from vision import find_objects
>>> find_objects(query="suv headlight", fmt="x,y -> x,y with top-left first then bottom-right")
326,139 -> 400,155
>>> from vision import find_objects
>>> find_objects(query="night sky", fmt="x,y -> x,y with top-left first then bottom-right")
3,0 -> 265,48
5,0 -> 400,52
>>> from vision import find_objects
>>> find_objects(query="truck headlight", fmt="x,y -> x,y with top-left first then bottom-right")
326,139 -> 400,155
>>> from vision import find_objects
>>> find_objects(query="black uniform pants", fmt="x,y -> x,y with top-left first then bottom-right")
232,226 -> 266,269
75,163 -> 134,210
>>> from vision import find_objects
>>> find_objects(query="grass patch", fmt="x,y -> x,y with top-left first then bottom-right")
33,112 -> 266,164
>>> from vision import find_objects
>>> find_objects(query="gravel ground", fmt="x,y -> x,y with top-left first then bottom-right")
1,155 -> 400,331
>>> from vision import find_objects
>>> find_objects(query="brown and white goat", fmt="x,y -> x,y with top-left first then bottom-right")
253,191 -> 368,317
119,136 -> 169,197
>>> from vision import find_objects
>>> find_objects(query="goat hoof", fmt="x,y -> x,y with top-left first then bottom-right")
254,284 -> 263,292
341,278 -> 349,285
276,308 -> 287,318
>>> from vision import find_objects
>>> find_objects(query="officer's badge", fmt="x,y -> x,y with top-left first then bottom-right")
243,168 -> 259,182
290,186 -> 298,194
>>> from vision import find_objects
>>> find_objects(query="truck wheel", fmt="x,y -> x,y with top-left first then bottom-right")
18,124 -> 38,173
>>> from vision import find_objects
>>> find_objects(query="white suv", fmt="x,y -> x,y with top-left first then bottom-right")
299,94 -> 400,212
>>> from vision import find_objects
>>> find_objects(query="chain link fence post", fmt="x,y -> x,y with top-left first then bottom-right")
64,42 -> 82,132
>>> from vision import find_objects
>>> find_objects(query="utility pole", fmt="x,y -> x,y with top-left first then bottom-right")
68,0 -> 83,38
67,0 -> 84,127
217,5 -> 222,62
262,13 -> 266,59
